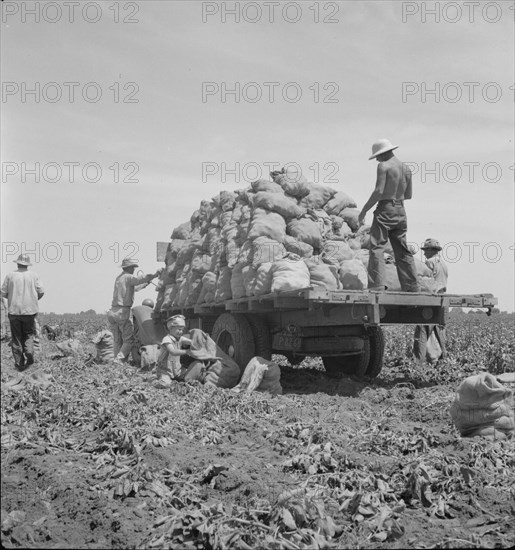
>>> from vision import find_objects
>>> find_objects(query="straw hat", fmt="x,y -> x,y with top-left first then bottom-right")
120,258 -> 139,268
14,254 -> 32,266
421,238 -> 442,251
369,139 -> 399,160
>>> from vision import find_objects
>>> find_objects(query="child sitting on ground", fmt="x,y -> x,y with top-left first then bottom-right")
155,315 -> 192,388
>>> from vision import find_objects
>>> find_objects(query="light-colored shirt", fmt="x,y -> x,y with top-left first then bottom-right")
1,270 -> 44,315
111,272 -> 154,308
159,334 -> 190,378
425,256 -> 448,293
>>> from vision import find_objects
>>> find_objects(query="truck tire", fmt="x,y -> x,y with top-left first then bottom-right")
365,326 -> 385,379
322,337 -> 370,378
247,316 -> 272,360
211,313 -> 256,372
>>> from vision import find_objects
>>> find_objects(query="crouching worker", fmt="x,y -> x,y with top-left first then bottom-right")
155,315 -> 192,388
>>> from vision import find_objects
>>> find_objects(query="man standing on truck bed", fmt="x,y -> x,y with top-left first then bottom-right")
107,258 -> 161,366
358,139 -> 420,292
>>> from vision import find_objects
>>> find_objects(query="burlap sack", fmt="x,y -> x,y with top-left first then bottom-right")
140,344 -> 160,371
305,259 -> 340,290
91,330 -> 114,363
339,259 -> 368,290
215,266 -> 232,302
248,208 -> 287,242
251,237 -> 287,267
324,191 -> 357,216
230,262 -> 248,300
287,217 -> 323,250
299,184 -> 336,209
233,356 -> 282,395
271,254 -> 311,293
450,373 -> 514,440
253,191 -> 305,220
251,179 -> 283,194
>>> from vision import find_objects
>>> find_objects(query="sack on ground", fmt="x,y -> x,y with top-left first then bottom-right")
450,373 -> 514,440
140,344 -> 160,370
188,329 -> 241,388
54,339 -> 84,357
91,330 -> 114,363
233,356 -> 282,395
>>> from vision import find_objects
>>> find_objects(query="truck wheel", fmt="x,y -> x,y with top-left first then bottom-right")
211,313 -> 256,372
365,326 -> 385,379
247,316 -> 272,360
322,338 -> 370,378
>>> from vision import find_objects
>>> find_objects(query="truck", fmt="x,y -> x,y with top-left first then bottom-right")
150,247 -> 497,379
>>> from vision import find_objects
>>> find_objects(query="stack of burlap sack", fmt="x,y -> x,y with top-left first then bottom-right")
155,166 -> 432,312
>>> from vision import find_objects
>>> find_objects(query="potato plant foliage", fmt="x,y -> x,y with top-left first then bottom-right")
1,313 -> 514,549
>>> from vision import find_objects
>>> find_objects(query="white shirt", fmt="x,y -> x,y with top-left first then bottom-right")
1,270 -> 44,315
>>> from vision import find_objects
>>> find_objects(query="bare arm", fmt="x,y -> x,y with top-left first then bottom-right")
163,342 -> 189,357
358,164 -> 386,224
404,165 -> 413,200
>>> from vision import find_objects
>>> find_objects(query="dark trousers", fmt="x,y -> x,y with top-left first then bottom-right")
8,314 -> 36,369
413,324 -> 447,362
368,202 -> 419,292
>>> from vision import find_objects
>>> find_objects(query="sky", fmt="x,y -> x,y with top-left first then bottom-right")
1,0 -> 514,313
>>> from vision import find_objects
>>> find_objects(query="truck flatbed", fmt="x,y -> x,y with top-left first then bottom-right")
162,288 -> 497,326
153,287 -> 497,379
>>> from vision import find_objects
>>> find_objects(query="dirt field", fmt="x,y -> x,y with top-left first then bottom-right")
1,314 -> 514,549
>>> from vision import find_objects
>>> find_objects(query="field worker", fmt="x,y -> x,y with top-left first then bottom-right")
1,254 -> 44,371
107,258 -> 161,366
155,315 -> 192,388
131,298 -> 156,363
358,139 -> 419,292
413,238 -> 449,362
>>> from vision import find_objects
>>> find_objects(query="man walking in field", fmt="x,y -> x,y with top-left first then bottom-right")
1,254 -> 44,370
413,238 -> 448,362
358,139 -> 419,292
107,258 -> 161,366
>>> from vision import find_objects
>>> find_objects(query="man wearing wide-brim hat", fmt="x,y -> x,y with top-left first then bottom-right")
414,238 -> 449,362
1,254 -> 44,371
107,258 -> 161,366
358,139 -> 419,292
